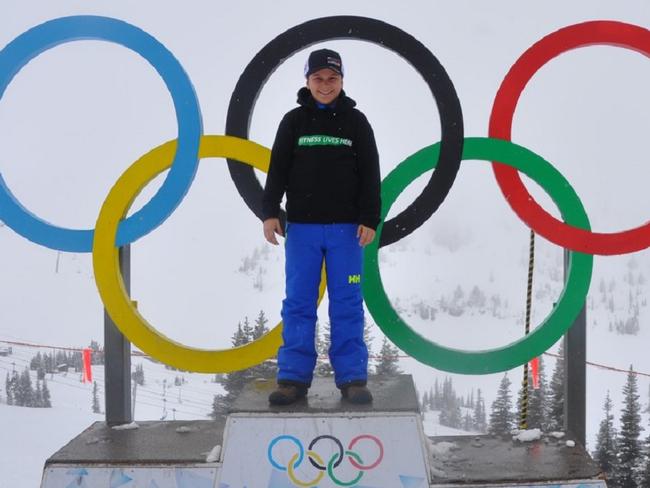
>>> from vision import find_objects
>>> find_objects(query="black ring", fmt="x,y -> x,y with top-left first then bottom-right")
225,16 -> 464,247
308,435 -> 344,470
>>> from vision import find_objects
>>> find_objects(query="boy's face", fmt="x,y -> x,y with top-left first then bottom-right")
306,68 -> 343,105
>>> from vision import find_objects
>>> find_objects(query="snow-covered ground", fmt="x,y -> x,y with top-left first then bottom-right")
0,345 -> 224,487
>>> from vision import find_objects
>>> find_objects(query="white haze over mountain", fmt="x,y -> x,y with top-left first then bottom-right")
1,0 -> 649,486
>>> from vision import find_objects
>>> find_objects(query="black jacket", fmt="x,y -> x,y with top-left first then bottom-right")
262,87 -> 381,229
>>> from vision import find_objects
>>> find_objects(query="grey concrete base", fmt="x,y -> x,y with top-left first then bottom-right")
231,374 -> 419,413
43,375 -> 602,486
46,419 -> 226,464
428,434 -> 601,484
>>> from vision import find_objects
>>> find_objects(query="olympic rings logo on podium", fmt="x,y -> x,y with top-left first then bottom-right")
1,15 -> 649,375
268,434 -> 384,487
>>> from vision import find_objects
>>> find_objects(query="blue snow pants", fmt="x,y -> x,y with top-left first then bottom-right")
277,222 -> 368,388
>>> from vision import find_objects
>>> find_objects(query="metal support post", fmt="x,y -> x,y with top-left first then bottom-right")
563,249 -> 586,446
104,245 -> 132,425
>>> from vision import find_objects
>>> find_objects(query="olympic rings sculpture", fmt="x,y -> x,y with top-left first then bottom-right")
267,434 -> 384,487
1,15 -> 648,374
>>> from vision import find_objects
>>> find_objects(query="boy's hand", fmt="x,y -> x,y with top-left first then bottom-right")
263,218 -> 284,245
357,225 -> 376,247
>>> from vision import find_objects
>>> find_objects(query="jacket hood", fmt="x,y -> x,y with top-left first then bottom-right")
296,87 -> 357,111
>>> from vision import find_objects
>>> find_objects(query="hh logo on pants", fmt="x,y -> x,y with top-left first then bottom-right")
348,274 -> 361,284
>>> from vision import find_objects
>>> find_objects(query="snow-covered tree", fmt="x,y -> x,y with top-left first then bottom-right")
611,366 -> 643,488
421,390 -> 430,412
15,367 -> 34,407
467,285 -> 486,310
374,336 -> 401,377
249,311 -> 277,379
41,378 -> 51,408
593,391 -> 618,479
489,374 -> 513,436
463,412 -> 473,431
5,372 -> 14,405
210,394 -> 229,418
472,388 -> 487,433
218,323 -> 253,405
241,316 -> 254,343
213,315 -> 277,416
252,310 -> 269,340
34,379 -> 43,407
432,379 -> 441,410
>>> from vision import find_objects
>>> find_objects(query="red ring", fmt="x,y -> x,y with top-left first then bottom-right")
347,435 -> 384,470
489,20 -> 650,255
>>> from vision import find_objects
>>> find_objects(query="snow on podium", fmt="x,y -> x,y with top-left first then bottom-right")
40,375 -> 604,488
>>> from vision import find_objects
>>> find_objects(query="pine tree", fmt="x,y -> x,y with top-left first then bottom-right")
643,401 -> 650,488
445,400 -> 462,429
593,391 -> 618,480
548,342 -> 565,431
249,311 -> 277,379
640,436 -> 650,488
252,310 -> 269,340
241,316 -> 254,342
421,390 -> 430,412
41,378 -> 51,408
516,358 -> 548,430
16,367 -> 34,407
374,336 -> 401,377
433,379 -> 441,410
473,388 -> 487,433
612,366 -> 643,488
216,317 -> 278,414
219,323 -> 252,403
30,352 -> 43,371
463,412 -> 473,431
530,358 -> 549,429
89,340 -> 104,365
438,377 -> 462,429
34,380 -> 43,407
210,393 -> 229,418
5,372 -> 13,405
92,381 -> 101,413
489,374 -> 513,436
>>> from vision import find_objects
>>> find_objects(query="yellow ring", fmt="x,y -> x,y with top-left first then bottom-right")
92,135 -> 326,373
287,451 -> 325,487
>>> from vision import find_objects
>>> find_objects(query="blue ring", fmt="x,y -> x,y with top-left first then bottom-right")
268,435 -> 304,471
0,16 -> 202,252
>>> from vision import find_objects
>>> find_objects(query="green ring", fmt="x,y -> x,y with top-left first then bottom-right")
363,137 -> 593,374
327,451 -> 364,486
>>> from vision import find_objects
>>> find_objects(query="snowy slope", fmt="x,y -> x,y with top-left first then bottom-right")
0,345 -> 224,487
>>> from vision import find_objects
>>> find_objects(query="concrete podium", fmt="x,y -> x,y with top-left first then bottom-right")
41,375 -> 605,487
